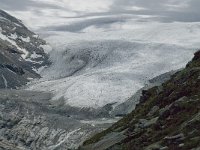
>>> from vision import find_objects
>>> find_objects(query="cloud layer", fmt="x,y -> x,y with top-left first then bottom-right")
0,0 -> 199,31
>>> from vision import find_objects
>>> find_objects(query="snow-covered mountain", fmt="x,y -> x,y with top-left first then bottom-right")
0,10 -> 51,89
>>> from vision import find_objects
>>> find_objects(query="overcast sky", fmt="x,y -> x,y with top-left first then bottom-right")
0,0 -> 200,31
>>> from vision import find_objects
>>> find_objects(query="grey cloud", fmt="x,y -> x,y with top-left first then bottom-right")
110,0 -> 173,12
41,16 -> 129,32
108,0 -> 200,22
1,0 -> 200,32
0,0 -> 62,11
186,0 -> 200,13
39,0 -> 200,32
60,0 -> 200,24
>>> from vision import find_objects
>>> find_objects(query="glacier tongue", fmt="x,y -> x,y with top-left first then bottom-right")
27,21 -> 200,108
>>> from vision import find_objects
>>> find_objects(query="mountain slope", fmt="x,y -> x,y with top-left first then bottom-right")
0,10 -> 51,89
81,50 -> 200,150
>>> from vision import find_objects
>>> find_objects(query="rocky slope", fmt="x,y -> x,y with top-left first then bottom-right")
81,50 -> 200,150
0,10 -> 50,89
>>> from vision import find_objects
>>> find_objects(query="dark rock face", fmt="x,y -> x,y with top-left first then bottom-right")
81,50 -> 200,150
0,10 -> 50,89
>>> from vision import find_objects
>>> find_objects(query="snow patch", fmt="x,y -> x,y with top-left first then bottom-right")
33,66 -> 47,74
20,36 -> 30,42
8,33 -> 18,40
80,118 -> 119,125
31,51 -> 43,59
1,74 -> 8,88
33,34 -> 39,38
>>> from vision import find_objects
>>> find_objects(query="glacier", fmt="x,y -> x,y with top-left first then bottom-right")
27,21 -> 200,108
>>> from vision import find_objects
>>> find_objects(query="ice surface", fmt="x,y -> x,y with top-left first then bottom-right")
27,21 -> 200,108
